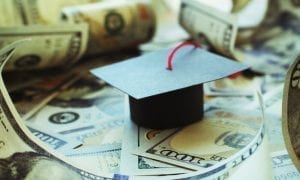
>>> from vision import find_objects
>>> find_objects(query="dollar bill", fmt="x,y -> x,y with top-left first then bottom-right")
25,73 -> 125,151
179,0 -> 238,56
234,0 -> 300,75
0,42 -> 114,179
116,109 -> 265,179
135,108 -> 263,171
0,24 -> 88,71
271,150 -> 300,180
61,0 -> 155,55
282,54 -> 300,171
120,118 -> 191,175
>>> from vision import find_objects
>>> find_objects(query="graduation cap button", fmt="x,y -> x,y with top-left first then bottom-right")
91,41 -> 249,129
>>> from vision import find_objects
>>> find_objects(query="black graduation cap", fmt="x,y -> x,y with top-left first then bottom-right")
91,42 -> 248,129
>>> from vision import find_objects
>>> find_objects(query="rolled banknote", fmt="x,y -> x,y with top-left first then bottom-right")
282,54 -> 300,171
0,24 -> 88,71
61,0 -> 155,55
179,0 -> 238,56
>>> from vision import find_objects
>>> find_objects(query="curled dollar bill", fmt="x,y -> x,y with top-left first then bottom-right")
0,24 -> 88,71
179,0 -> 238,56
61,0 -> 155,55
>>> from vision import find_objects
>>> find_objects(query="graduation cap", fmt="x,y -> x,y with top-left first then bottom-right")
91,41 -> 248,129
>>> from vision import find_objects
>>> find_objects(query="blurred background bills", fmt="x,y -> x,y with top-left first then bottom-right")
1,0 -> 300,179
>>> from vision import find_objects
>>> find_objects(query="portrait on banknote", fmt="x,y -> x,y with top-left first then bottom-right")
0,151 -> 81,180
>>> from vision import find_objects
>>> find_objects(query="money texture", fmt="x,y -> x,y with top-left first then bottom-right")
234,0 -> 300,75
120,118 -> 190,175
179,0 -> 238,56
62,0 -> 156,55
20,0 -> 100,25
282,54 -> 300,171
271,150 -> 300,180
11,72 -> 80,120
135,108 -> 264,171
0,24 -> 88,71
25,73 -> 126,147
0,42 -> 115,179
0,0 -> 100,26
64,144 -> 122,175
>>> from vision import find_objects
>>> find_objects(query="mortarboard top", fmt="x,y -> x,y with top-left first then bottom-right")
91,43 -> 248,129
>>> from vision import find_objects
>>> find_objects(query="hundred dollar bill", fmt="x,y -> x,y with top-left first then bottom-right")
179,0 -> 238,56
26,74 -> 125,133
0,42 -> 114,179
271,150 -> 300,180
120,118 -> 191,175
117,110 -> 266,179
26,73 -> 126,152
61,0 -> 155,55
0,24 -> 88,71
282,54 -> 300,171
136,108 -> 263,171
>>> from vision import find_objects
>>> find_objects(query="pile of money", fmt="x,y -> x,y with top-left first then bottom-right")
1,0 -> 300,179
0,0 -> 155,71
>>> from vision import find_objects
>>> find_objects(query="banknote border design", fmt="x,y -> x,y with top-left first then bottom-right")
117,123 -> 265,179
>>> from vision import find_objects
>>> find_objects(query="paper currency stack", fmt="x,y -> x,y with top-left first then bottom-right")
0,0 -> 299,179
